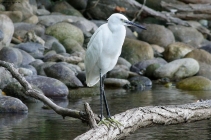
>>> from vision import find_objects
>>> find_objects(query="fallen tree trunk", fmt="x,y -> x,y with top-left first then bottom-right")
75,100 -> 211,140
161,1 -> 211,14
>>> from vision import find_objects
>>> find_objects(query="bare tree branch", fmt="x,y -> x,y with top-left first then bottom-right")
75,100 -> 211,140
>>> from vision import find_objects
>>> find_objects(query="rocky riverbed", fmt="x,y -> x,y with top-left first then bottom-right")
0,0 -> 211,112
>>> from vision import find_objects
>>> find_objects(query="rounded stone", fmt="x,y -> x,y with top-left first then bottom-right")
176,76 -> 211,91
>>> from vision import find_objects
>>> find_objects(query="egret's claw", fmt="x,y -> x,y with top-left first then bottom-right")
98,117 -> 123,128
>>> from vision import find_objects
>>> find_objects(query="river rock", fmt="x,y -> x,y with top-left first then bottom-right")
0,11 -> 23,23
36,0 -> 52,10
107,68 -> 129,79
67,0 -> 87,10
163,42 -> 194,61
145,63 -> 161,79
131,58 -> 167,73
3,82 -> 41,102
138,24 -> 175,48
184,49 -> 211,65
19,49 -> 35,66
129,76 -> 152,89
36,62 -> 56,76
14,22 -> 45,39
0,96 -> 28,113
104,78 -> 130,88
46,22 -> 84,46
168,25 -> 204,48
39,15 -> 98,33
0,14 -> 14,47
62,38 -> 85,53
176,76 -> 211,91
117,57 -> 132,69
44,63 -> 83,88
86,0 -> 140,20
51,41 -> 66,54
25,75 -> 69,97
0,67 -> 16,89
200,45 -> 211,54
154,58 -> 199,79
14,42 -> 45,59
0,30 -> 4,42
21,64 -> 37,75
121,38 -> 154,64
0,47 -> 23,67
197,62 -> 211,80
36,8 -> 50,16
52,1 -> 83,17
23,14 -> 38,24
7,0 -> 34,20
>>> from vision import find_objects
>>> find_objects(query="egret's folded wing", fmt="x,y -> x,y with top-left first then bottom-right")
85,25 -> 106,86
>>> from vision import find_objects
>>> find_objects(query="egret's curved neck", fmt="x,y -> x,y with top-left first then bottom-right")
107,22 -> 125,33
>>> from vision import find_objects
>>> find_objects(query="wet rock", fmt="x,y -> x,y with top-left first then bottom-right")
129,76 -> 152,89
200,45 -> 211,54
52,1 -> 83,17
0,67 -> 16,89
14,22 -> 45,40
3,82 -> 41,102
0,14 -> 14,48
176,76 -> 211,91
21,65 -> 37,75
38,15 -> 98,32
108,68 -> 129,79
46,22 -> 84,46
184,49 -> 211,65
0,29 -> 4,42
138,24 -> 175,48
36,8 -> 50,16
117,57 -> 131,69
51,41 -> 66,54
36,62 -> 56,76
76,71 -> 86,86
0,11 -> 23,22
25,75 -> 69,97
36,0 -> 52,10
29,59 -> 43,68
29,0 -> 38,14
86,0 -> 139,20
197,62 -> 211,80
163,42 -> 194,62
19,49 -> 35,66
154,58 -> 199,79
14,42 -> 45,59
44,63 -> 83,88
0,47 -> 23,67
104,78 -> 130,88
121,38 -> 154,64
168,25 -> 204,48
18,67 -> 33,76
151,44 -> 165,54
23,14 -> 38,24
145,63 -> 161,79
0,96 -> 28,113
67,0 -> 87,10
62,38 -> 85,53
132,58 -> 167,73
8,0 -> 34,21
42,35 -> 58,49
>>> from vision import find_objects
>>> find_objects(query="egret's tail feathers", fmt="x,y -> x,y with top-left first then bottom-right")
86,77 -> 100,87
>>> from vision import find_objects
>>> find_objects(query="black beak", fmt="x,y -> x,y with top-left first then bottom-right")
125,21 -> 146,30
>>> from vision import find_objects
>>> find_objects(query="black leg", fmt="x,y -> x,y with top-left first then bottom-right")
102,75 -> 111,118
99,70 -> 103,121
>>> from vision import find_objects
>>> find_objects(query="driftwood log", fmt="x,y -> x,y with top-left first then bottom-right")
1,60 -> 211,139
75,100 -> 211,140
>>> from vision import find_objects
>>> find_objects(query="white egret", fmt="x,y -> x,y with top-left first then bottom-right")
85,13 -> 146,122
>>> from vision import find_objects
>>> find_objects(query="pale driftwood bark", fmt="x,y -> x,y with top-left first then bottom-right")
84,103 -> 98,128
161,1 -> 211,14
178,0 -> 211,4
0,61 -> 88,121
75,100 -> 211,140
45,54 -> 83,64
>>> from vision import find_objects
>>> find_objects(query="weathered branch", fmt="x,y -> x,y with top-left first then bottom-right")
0,61 -> 88,121
75,100 -> 211,140
161,1 -> 211,14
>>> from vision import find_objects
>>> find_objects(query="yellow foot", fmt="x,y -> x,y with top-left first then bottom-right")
98,117 -> 123,128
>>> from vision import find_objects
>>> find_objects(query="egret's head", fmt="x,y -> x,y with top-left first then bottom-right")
108,13 -> 146,30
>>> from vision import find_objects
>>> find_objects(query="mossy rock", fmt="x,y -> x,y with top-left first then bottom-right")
176,76 -> 211,91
